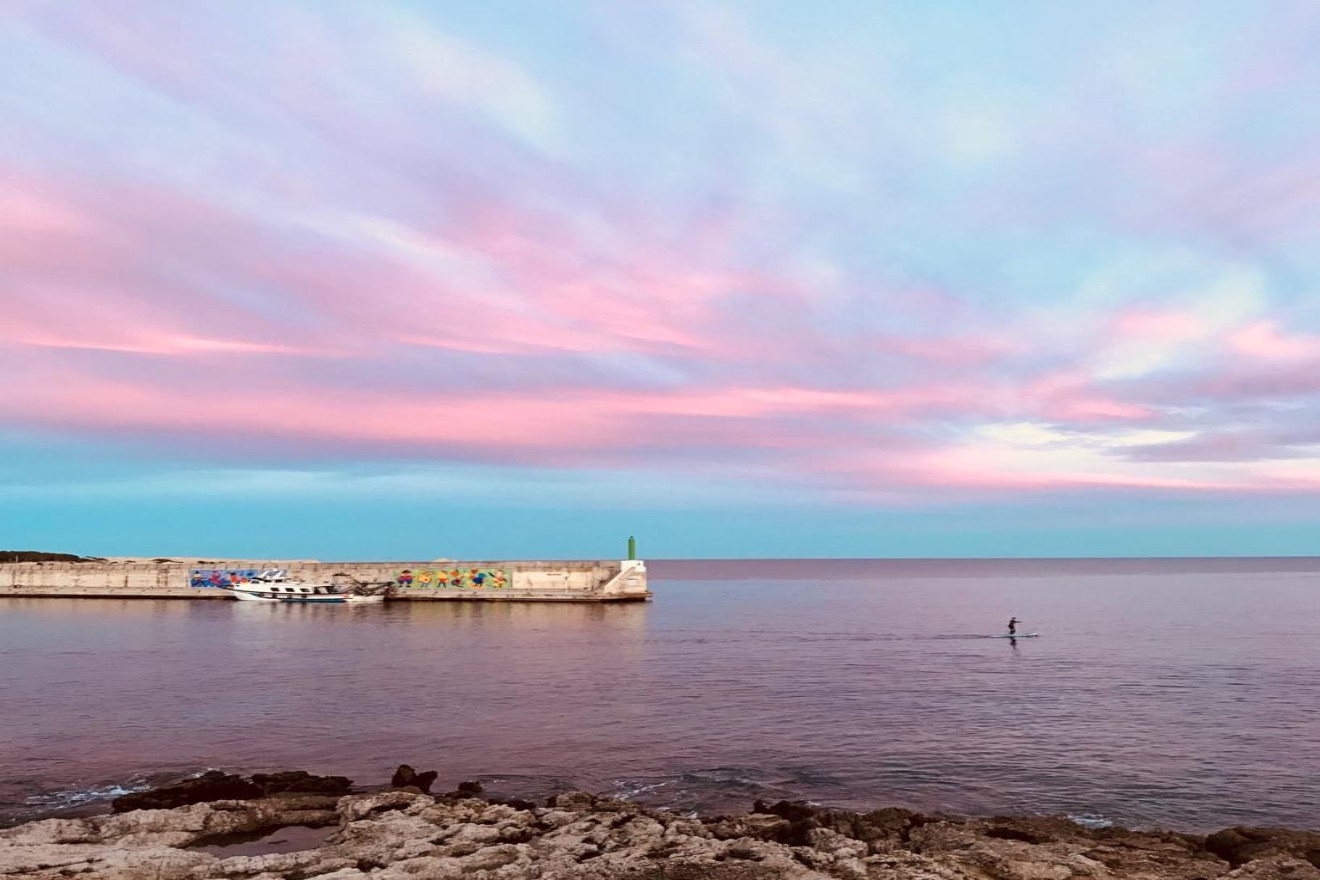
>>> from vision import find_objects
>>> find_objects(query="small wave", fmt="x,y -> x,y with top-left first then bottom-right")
1067,813 -> 1114,829
610,780 -> 670,801
24,780 -> 151,810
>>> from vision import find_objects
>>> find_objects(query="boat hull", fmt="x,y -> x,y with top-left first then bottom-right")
224,587 -> 385,604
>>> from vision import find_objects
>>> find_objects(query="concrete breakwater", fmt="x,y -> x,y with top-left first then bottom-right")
0,558 -> 650,602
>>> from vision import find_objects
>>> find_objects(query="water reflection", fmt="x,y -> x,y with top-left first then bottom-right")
6,567 -> 1320,832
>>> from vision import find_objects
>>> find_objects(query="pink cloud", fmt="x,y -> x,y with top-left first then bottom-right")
1228,320 -> 1320,361
0,375 -> 627,455
9,1 -> 1320,507
0,171 -> 351,358
807,447 -> 1199,496
0,364 -> 984,461
9,149 -> 1311,500
1115,309 -> 1209,339
1022,371 -> 1156,423
0,186 -> 93,237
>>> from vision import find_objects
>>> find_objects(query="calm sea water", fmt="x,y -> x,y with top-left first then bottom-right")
4,558 -> 1320,832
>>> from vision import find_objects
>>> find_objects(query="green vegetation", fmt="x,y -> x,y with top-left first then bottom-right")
0,551 -> 105,563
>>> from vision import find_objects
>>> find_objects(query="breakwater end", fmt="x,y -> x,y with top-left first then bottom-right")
0,557 -> 650,602
3,768 -> 1317,879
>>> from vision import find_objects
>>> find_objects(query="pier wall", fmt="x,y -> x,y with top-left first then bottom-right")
0,558 -> 650,602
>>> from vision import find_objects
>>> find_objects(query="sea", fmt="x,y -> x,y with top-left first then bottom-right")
3,557 -> 1319,832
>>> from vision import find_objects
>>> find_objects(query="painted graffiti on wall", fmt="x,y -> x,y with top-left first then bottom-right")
189,568 -> 278,588
394,568 -> 509,589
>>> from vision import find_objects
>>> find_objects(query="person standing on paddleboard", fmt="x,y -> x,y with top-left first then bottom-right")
1007,617 -> 1019,636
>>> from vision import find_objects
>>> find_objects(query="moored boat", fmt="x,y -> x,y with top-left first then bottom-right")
221,569 -> 386,604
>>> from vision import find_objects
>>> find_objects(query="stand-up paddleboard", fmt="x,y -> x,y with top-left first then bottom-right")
992,633 -> 1039,638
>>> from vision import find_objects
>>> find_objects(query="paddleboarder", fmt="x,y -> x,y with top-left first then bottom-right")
1007,616 -> 1019,636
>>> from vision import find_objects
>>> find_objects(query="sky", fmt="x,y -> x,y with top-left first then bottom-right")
4,1 -> 1320,560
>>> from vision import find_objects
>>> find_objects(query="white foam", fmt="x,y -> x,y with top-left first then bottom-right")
610,780 -> 670,801
25,781 -> 150,809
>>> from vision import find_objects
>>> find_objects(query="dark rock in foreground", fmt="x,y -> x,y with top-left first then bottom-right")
447,779 -> 485,798
1206,827 -> 1320,868
249,770 -> 353,797
110,769 -> 352,812
6,775 -> 1319,879
389,763 -> 438,793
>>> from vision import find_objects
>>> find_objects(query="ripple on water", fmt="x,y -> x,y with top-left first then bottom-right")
4,564 -> 1320,832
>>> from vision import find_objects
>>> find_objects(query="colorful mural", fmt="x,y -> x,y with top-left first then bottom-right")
189,568 -> 274,588
394,568 -> 509,589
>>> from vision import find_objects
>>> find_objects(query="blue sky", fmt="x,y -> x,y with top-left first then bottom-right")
4,1 -> 1320,559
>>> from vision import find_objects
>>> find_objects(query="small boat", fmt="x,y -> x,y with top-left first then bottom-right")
222,570 -> 386,604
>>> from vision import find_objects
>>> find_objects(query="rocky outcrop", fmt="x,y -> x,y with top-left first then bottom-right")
248,771 -> 354,798
444,780 -> 485,799
388,764 -> 438,793
4,780 -> 1320,880
1206,827 -> 1320,868
110,770 -> 352,812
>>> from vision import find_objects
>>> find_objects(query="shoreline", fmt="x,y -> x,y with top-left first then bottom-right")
5,765 -> 1293,838
2,769 -> 1318,879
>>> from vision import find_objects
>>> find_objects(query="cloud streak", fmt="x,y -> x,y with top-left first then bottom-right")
6,0 -> 1320,523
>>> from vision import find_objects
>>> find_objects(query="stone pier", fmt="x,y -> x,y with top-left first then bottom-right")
0,558 -> 650,602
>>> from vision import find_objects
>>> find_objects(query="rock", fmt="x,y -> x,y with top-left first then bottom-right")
725,840 -> 767,860
1223,856 -> 1320,879
853,807 -> 935,852
907,816 -> 1231,880
0,817 -> 100,846
457,841 -> 524,871
979,815 -> 1105,845
491,796 -> 538,811
706,813 -> 792,842
805,826 -> 867,860
195,850 -> 357,879
110,771 -> 261,812
250,769 -> 352,796
548,790 -> 601,810
753,799 -> 818,823
389,763 -> 438,793
747,799 -> 931,851
0,797 -> 351,879
441,779 -> 483,798
339,789 -> 435,822
12,773 -> 1320,880
109,769 -> 353,813
1207,828 -> 1320,868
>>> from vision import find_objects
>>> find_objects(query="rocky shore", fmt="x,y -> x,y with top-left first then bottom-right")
2,768 -> 1318,879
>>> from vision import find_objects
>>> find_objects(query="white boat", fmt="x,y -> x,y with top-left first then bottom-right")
222,570 -> 386,604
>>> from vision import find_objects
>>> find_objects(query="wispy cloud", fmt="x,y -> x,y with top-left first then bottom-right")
5,0 -> 1320,537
